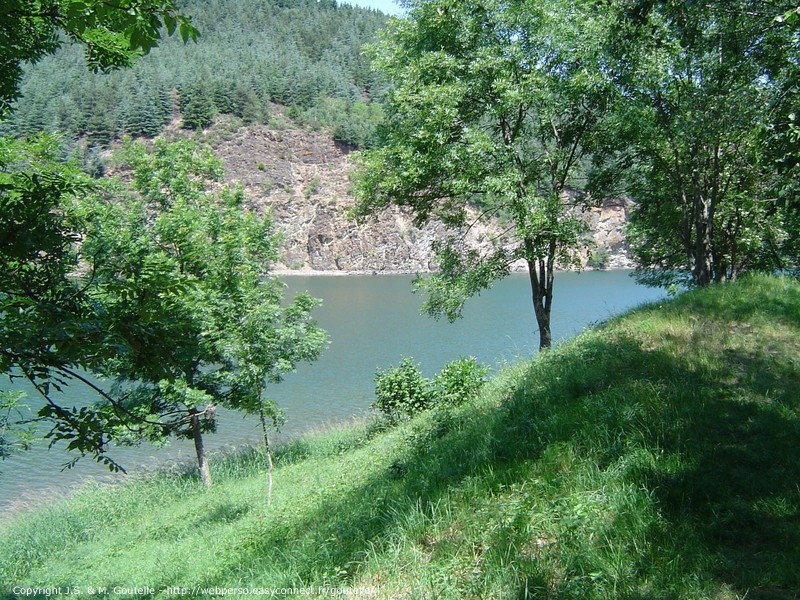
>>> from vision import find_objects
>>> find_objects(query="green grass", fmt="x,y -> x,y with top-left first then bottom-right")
2,274 -> 800,599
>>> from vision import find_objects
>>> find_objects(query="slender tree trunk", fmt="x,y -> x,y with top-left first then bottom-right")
525,246 -> 553,350
709,141 -> 722,283
190,408 -> 212,488
690,143 -> 714,287
258,404 -> 274,506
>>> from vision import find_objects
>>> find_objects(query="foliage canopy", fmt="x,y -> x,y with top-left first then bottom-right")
606,0 -> 800,287
357,0 -> 800,352
355,0 -> 615,349
0,1 -> 327,477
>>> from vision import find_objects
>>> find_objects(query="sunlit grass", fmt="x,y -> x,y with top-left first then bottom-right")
2,274 -> 799,598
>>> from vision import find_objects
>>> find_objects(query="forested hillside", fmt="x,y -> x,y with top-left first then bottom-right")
0,0 -> 389,149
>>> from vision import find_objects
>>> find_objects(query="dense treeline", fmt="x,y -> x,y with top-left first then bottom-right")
0,0 -> 389,148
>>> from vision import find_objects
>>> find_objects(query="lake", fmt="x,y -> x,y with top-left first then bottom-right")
0,271 -> 664,513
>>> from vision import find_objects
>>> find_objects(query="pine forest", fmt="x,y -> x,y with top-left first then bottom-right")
1,0 -> 389,152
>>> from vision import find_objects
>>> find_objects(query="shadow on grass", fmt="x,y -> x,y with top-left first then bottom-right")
641,347 -> 800,597
187,313 -> 800,597
5,279 -> 798,598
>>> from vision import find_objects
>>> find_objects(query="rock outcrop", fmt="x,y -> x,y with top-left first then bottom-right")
216,121 -> 633,273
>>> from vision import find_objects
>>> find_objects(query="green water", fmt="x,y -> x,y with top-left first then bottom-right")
0,271 -> 664,512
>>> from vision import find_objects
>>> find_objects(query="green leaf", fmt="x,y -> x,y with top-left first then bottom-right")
164,13 -> 177,37
179,20 -> 200,44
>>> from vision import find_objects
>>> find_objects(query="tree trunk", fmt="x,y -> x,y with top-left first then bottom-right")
258,404 -> 274,506
692,189 -> 714,287
190,408 -> 212,488
526,250 -> 553,350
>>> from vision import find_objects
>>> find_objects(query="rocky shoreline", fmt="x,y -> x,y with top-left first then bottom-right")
271,264 -> 633,277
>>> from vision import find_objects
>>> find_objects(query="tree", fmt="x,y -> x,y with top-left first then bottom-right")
765,6 -> 800,269
180,80 -> 216,130
233,82 -> 266,124
233,82 -> 265,124
605,0 -> 799,287
218,285 -> 327,500
353,0 -> 613,349
0,0 -> 198,470
0,133 -> 133,470
0,391 -> 34,468
333,100 -> 384,149
121,83 -> 164,137
76,138 -> 328,486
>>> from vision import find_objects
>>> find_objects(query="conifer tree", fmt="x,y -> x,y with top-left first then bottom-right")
234,83 -> 265,124
180,81 -> 216,130
124,86 -> 164,138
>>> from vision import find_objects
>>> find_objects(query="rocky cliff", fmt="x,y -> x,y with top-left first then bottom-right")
214,119 -> 633,273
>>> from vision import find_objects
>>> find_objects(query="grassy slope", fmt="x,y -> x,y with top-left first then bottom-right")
2,275 -> 799,599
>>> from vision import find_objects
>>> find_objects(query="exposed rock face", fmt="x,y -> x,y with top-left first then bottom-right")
584,197 -> 634,269
216,123 -> 633,273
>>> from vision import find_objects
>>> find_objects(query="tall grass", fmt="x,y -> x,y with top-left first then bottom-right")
2,274 -> 799,598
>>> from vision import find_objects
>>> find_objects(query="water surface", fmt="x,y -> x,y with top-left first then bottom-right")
0,271 -> 664,513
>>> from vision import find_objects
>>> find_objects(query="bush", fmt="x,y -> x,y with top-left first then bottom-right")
588,246 -> 611,269
372,357 -> 432,423
372,356 -> 491,424
433,356 -> 490,406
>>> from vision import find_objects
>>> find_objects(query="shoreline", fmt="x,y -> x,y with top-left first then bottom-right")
272,266 -> 632,277
0,416 -> 369,527
272,269 -> 417,277
1,268 -> 646,524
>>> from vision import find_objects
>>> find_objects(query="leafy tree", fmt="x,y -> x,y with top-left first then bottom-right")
0,391 -> 34,467
606,0 -> 799,287
0,133 -> 129,470
332,100 -> 384,149
588,246 -> 611,270
76,138 -> 327,486
218,285 -> 327,501
372,355 -> 490,423
765,6 -> 800,268
372,357 -> 432,423
354,0 -> 614,349
432,356 -> 489,407
0,0 -> 200,471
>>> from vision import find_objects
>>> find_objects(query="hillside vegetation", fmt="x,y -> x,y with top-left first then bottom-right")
0,0 -> 388,149
2,274 -> 799,598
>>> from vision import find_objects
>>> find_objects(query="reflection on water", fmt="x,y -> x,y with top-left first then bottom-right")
0,271 -> 664,512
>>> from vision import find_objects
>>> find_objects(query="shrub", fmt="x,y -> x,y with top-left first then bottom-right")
432,356 -> 490,406
372,357 -> 432,423
372,356 -> 491,424
304,176 -> 321,199
588,246 -> 611,269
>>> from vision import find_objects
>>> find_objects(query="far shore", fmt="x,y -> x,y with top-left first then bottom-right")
272,269 -> 417,277
272,266 -> 631,277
